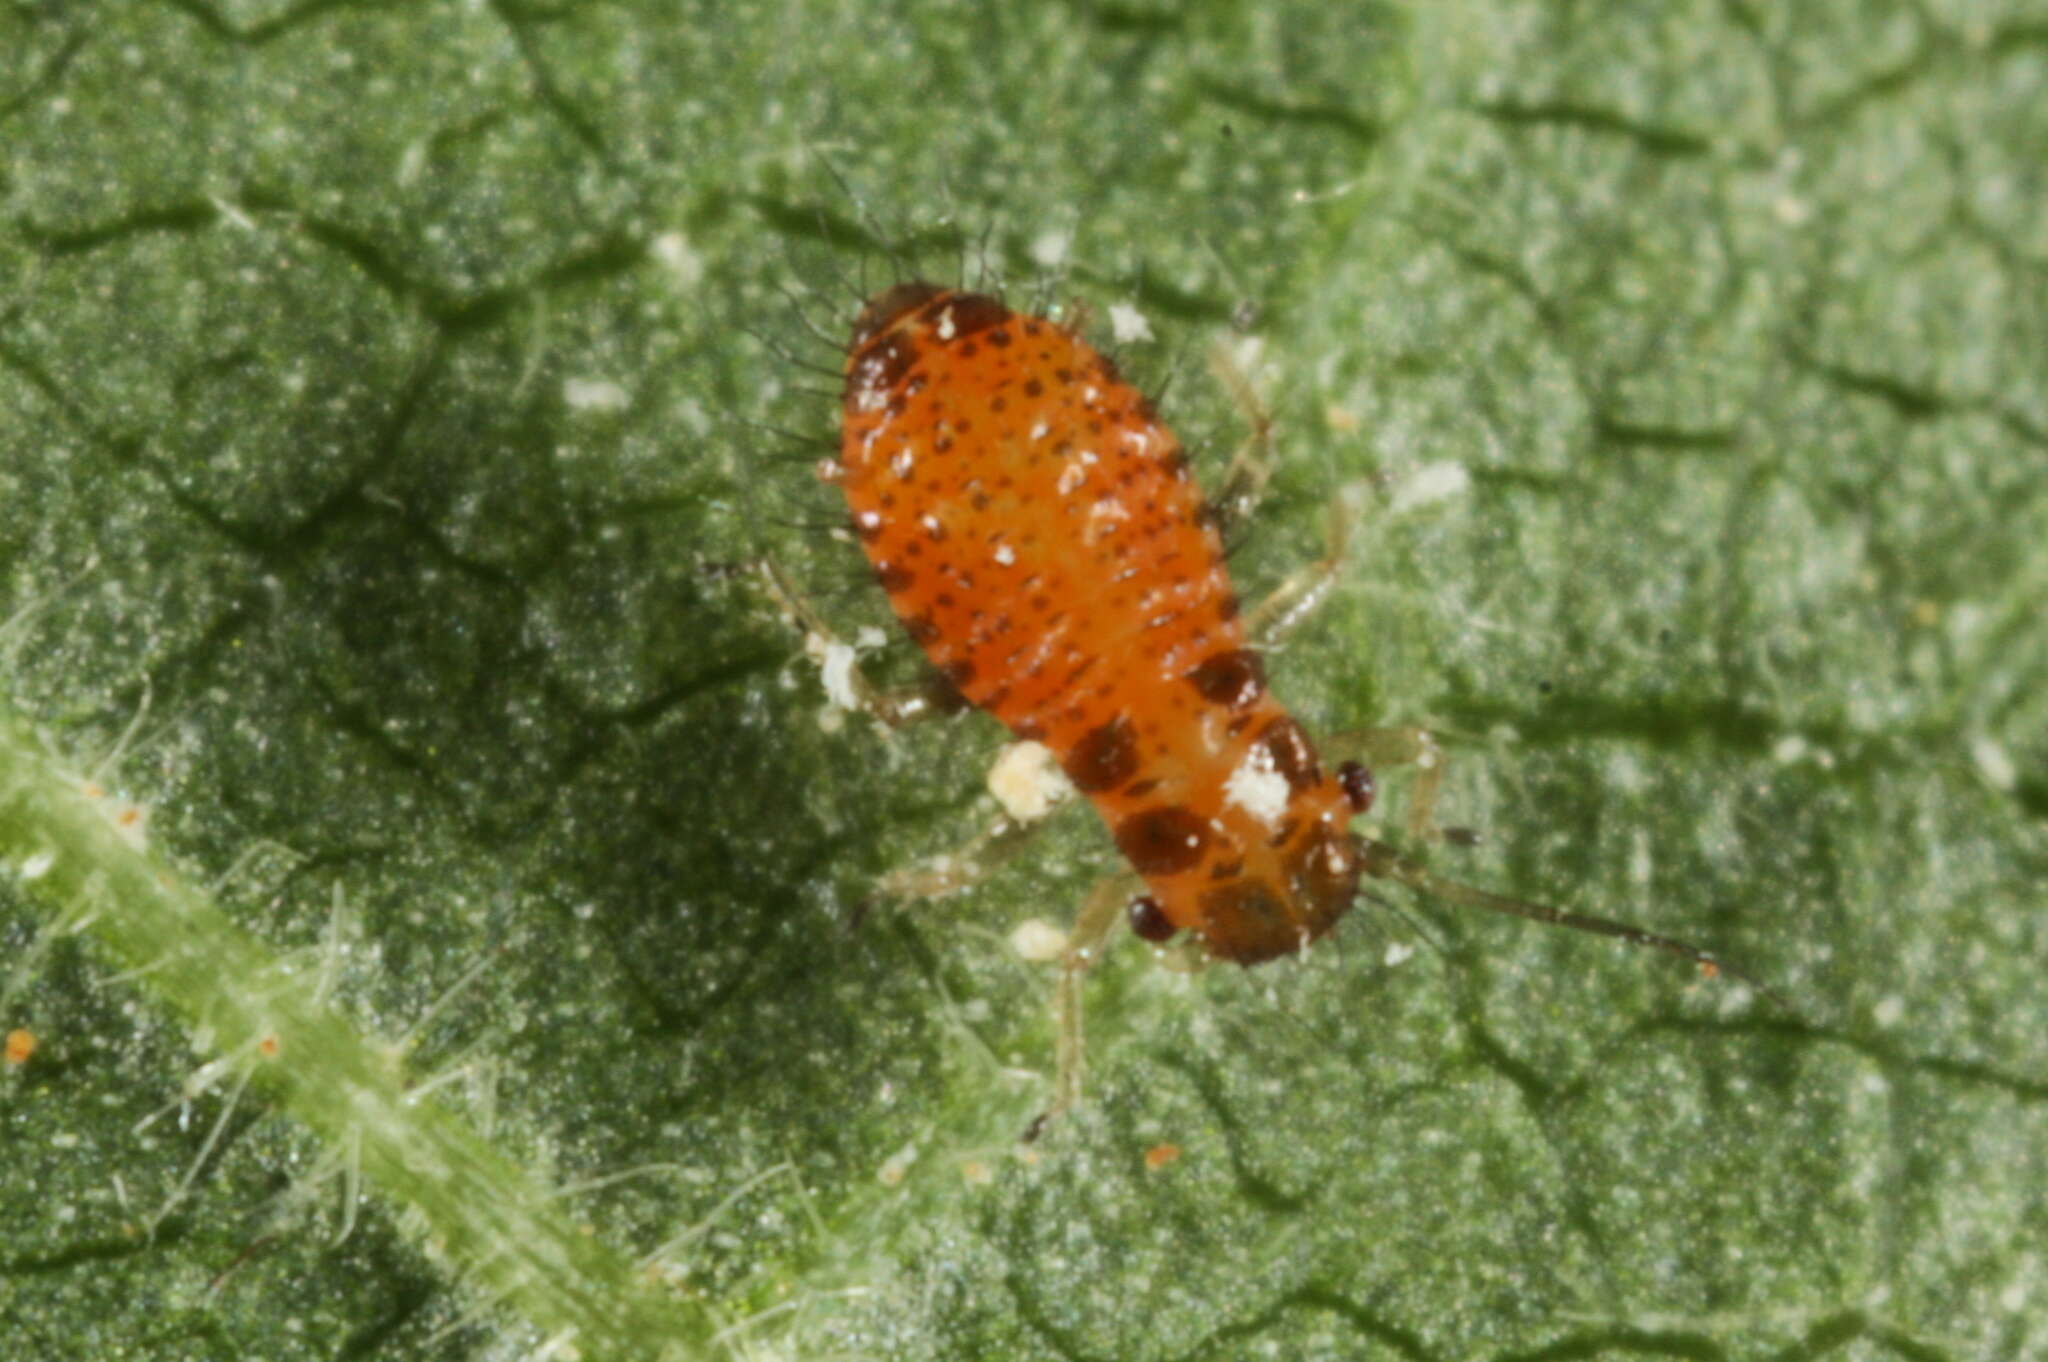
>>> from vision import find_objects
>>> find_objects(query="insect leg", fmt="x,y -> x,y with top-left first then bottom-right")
870,810 -> 1049,903
1205,342 -> 1277,540
1026,871 -> 1141,1141
755,558 -> 961,727
1243,494 -> 1353,649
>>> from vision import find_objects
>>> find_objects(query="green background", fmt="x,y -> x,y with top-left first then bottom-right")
4,2 -> 2045,1359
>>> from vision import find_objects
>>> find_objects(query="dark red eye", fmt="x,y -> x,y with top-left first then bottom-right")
1127,895 -> 1176,942
1337,760 -> 1375,813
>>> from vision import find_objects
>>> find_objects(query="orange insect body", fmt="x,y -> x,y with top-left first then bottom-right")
836,282 -> 1360,964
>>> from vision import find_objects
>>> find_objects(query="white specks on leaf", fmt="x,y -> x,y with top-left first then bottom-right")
563,378 -> 630,413
1970,735 -> 2016,791
1388,461 -> 1471,515
651,231 -> 703,287
1029,229 -> 1072,268
1009,918 -> 1069,962
1108,302 -> 1153,344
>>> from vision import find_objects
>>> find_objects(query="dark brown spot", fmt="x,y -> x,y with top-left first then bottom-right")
1122,777 -> 1160,798
1285,824 -> 1360,924
851,282 -> 946,348
1338,761 -> 1375,813
1259,716 -> 1321,792
987,328 -> 1013,347
1198,879 -> 1290,941
851,516 -> 880,543
1208,858 -> 1245,881
845,332 -> 919,403
958,341 -> 979,359
928,292 -> 1011,340
876,562 -> 913,593
1218,593 -> 1241,623
1127,895 -> 1176,943
1066,714 -> 1138,793
1115,806 -> 1208,876
1024,377 -> 1044,398
904,612 -> 940,645
926,664 -> 973,714
1186,649 -> 1266,710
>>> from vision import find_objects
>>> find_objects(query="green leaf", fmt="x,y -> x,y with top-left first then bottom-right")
4,3 -> 2044,1360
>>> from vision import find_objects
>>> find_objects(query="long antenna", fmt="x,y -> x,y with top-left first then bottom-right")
1355,836 -> 1794,1015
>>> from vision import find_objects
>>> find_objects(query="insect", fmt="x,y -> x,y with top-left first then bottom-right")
811,280 -> 1778,1130
837,280 -> 1364,963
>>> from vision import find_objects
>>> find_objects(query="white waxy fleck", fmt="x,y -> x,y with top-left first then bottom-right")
818,640 -> 861,711
20,850 -> 55,881
1029,421 -> 1050,441
993,542 -> 1016,566
1970,735 -> 2016,791
1057,463 -> 1086,496
936,306 -> 957,341
1389,461 -> 1471,514
651,231 -> 704,286
1109,302 -> 1154,344
988,740 -> 1074,823
1010,918 -> 1070,962
891,449 -> 915,479
1030,229 -> 1072,267
856,509 -> 883,532
563,377 -> 630,413
921,513 -> 943,537
1224,750 -> 1290,828
1383,941 -> 1416,967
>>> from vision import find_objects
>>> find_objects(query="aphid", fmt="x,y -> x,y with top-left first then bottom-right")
819,280 -> 1779,1127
